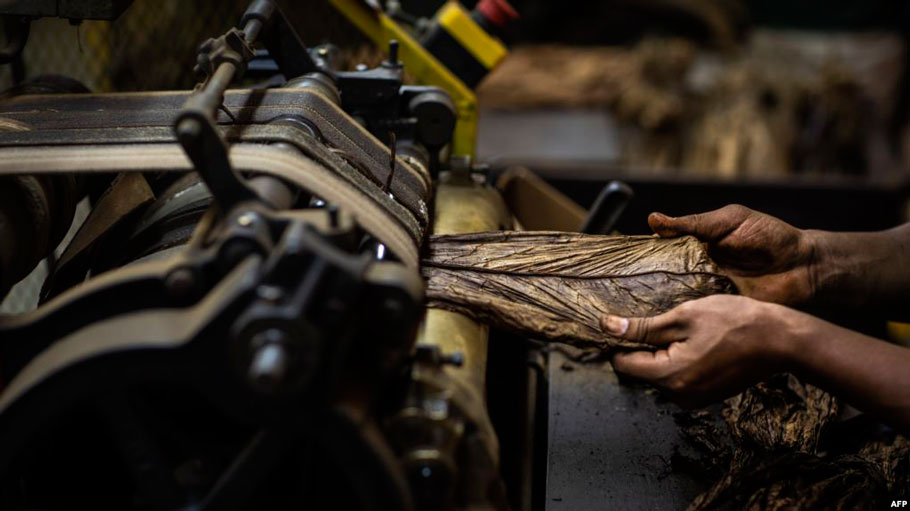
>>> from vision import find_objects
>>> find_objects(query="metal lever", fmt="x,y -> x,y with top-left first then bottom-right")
174,0 -> 281,211
175,113 -> 259,211
580,180 -> 634,235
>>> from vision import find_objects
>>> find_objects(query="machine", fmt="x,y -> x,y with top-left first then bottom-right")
0,1 -> 526,509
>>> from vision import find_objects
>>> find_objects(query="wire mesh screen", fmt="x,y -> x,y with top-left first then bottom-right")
0,0 -> 373,93
0,19 -> 111,92
0,0 -> 249,92
109,0 -> 249,91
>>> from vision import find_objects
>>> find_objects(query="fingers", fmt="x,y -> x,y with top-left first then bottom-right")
600,311 -> 683,346
602,307 -> 690,385
648,204 -> 752,241
612,350 -> 673,381
614,350 -> 718,409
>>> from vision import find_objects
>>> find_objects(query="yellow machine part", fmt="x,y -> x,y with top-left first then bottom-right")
416,172 -> 512,464
329,0 -> 490,159
436,1 -> 508,70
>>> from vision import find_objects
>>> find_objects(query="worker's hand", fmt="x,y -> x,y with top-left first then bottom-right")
602,295 -> 799,408
649,205 -> 817,305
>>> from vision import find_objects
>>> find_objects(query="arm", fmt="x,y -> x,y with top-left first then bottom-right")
650,205 -> 910,312
809,224 -> 910,311
603,295 -> 910,433
786,307 -> 910,431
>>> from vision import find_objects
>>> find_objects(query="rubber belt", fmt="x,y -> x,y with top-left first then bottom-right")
0,143 -> 420,268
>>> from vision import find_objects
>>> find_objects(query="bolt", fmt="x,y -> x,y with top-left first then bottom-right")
355,63 -> 368,72
388,39 -> 399,64
248,330 -> 290,394
317,47 -> 329,57
256,285 -> 284,303
237,212 -> 257,227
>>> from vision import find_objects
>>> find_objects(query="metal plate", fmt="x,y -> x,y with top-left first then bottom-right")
545,350 -> 705,510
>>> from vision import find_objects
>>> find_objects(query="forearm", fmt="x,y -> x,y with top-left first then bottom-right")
782,311 -> 910,433
807,224 -> 910,311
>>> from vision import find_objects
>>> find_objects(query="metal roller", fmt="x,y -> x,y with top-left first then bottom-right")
389,169 -> 511,511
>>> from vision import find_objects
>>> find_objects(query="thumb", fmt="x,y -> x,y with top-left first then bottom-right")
649,205 -> 751,241
601,312 -> 680,346
648,212 -> 686,238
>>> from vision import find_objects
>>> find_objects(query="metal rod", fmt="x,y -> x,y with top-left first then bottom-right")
194,62 -> 238,120
242,18 -> 264,43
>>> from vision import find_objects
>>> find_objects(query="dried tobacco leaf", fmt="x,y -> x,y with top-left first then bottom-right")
678,374 -> 908,511
423,231 -> 737,350
723,374 -> 839,453
696,452 -> 889,511
686,375 -> 841,511
858,434 -> 910,494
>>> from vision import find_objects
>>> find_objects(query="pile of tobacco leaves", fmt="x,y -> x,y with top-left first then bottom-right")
675,374 -> 909,510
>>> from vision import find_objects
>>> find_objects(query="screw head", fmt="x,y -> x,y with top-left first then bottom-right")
237,212 -> 256,227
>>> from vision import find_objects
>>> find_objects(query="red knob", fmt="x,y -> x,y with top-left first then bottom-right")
476,0 -> 519,28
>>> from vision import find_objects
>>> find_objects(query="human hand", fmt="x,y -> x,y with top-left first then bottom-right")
649,205 -> 817,305
602,295 -> 803,408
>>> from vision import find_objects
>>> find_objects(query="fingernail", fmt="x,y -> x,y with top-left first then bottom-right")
602,315 -> 629,335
